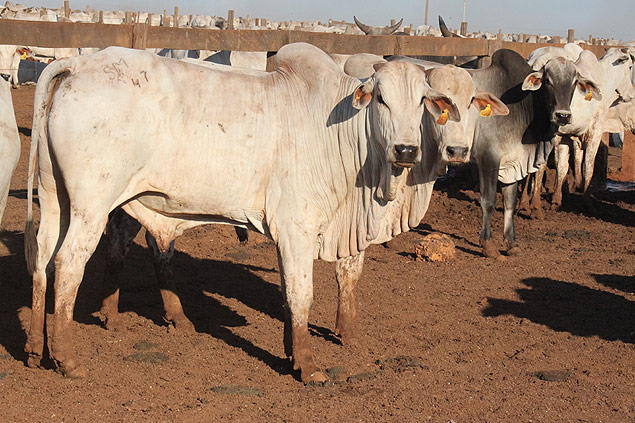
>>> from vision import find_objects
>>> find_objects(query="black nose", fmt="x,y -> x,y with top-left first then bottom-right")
555,111 -> 571,125
394,144 -> 419,163
445,146 -> 469,160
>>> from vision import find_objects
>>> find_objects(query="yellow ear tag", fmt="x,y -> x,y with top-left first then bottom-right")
529,81 -> 533,87
20,52 -> 27,60
480,103 -> 492,117
436,109 -> 449,125
584,90 -> 593,101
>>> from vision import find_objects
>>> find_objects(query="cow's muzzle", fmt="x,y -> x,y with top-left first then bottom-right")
554,110 -> 571,126
445,146 -> 469,162
393,144 -> 419,167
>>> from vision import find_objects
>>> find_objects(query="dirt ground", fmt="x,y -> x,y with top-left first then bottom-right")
0,85 -> 633,423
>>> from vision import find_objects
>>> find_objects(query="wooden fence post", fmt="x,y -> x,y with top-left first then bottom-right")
147,13 -> 153,26
98,10 -> 103,23
174,6 -> 179,28
125,11 -> 132,24
567,29 -> 574,43
460,21 -> 467,36
163,9 -> 167,27
132,23 -> 148,50
64,1 -> 70,18
497,28 -> 502,40
228,10 -> 234,29
552,35 -> 561,44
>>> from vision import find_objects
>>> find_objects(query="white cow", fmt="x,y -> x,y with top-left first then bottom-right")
0,44 -> 21,87
0,80 -> 19,225
24,43 -> 458,384
547,48 -> 633,209
98,57 -> 508,344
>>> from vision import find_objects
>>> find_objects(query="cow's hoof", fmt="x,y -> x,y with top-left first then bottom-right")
170,316 -> 196,333
104,316 -> 124,331
59,362 -> 87,379
506,246 -> 522,256
26,354 -> 42,369
550,202 -> 561,211
481,240 -> 500,259
302,370 -> 329,385
530,208 -> 545,220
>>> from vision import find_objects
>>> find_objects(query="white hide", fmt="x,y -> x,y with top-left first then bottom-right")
0,80 -> 20,225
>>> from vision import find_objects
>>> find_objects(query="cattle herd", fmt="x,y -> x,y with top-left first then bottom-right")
0,2 -> 633,385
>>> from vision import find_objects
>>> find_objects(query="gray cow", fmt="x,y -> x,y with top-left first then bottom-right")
469,49 -> 599,258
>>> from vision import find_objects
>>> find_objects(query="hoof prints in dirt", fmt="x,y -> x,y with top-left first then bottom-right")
210,384 -> 264,397
322,355 -> 425,385
124,341 -> 169,364
532,370 -> 572,382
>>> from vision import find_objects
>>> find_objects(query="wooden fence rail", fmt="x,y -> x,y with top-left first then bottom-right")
0,19 -> 614,59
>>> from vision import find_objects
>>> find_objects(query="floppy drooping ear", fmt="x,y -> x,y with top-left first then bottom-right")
472,92 -> 509,117
423,90 -> 460,125
352,81 -> 374,109
576,77 -> 602,101
522,71 -> 543,91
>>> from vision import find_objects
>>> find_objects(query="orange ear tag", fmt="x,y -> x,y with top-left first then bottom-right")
584,90 -> 593,101
436,109 -> 449,125
529,81 -> 533,87
480,103 -> 492,117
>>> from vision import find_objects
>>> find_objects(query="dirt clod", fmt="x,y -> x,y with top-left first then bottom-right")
415,233 -> 456,262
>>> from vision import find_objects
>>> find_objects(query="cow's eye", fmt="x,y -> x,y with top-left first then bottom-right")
377,94 -> 386,105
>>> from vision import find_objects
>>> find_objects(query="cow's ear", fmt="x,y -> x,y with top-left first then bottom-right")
424,90 -> 460,123
352,82 -> 373,109
577,78 -> 602,101
522,71 -> 543,91
372,62 -> 386,72
472,92 -> 509,116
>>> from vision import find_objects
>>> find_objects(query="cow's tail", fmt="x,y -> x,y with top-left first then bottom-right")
25,58 -> 74,275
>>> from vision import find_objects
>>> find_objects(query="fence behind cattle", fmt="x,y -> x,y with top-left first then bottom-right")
0,18 -> 617,63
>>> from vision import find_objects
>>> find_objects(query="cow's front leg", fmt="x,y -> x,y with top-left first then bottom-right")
101,208 -> 142,331
276,230 -> 327,384
552,137 -> 570,209
335,251 -> 365,345
145,232 -> 195,332
501,181 -> 521,255
573,137 -> 584,192
478,154 -> 502,258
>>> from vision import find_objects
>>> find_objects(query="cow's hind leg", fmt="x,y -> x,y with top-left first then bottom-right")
49,212 -> 107,378
145,232 -> 195,332
501,181 -> 521,255
335,252 -> 365,345
25,185 -> 67,369
100,208 -> 142,331
529,164 -> 545,220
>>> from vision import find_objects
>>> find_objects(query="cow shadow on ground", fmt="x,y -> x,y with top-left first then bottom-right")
0,230 -> 33,363
0,229 -> 337,379
592,273 -> 635,294
481,276 -> 635,344
549,190 -> 634,228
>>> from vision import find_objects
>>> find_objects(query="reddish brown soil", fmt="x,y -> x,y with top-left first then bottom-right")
0,85 -> 633,422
